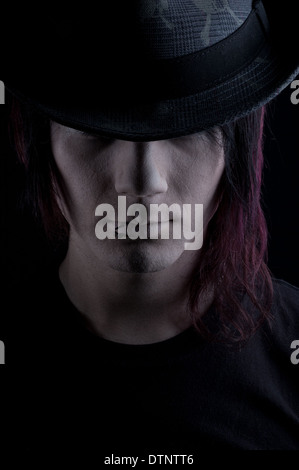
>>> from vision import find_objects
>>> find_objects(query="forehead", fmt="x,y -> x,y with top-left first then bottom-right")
50,121 -> 225,174
50,120 -> 224,145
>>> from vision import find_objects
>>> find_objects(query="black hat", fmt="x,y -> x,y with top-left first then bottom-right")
3,0 -> 299,141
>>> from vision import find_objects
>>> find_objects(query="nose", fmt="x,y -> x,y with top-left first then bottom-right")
114,141 -> 168,198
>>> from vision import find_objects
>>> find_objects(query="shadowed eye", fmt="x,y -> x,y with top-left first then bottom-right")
79,130 -> 114,144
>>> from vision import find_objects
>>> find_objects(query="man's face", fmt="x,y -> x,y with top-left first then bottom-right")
50,123 -> 225,273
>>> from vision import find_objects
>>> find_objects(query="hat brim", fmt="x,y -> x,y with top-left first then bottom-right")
30,53 -> 299,141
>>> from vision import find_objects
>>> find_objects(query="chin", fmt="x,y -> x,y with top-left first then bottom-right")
106,240 -> 185,273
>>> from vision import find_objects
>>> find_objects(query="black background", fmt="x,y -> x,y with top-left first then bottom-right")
263,80 -> 299,287
0,79 -> 299,288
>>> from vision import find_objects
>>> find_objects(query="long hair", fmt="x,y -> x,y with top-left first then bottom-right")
188,107 -> 273,345
8,94 -> 273,345
8,95 -> 69,243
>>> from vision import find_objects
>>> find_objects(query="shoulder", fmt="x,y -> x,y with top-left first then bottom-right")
271,278 -> 299,328
262,278 -> 299,356
272,278 -> 299,308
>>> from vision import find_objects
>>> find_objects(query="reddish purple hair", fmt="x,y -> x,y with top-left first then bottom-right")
8,94 -> 273,345
8,96 -> 69,242
188,107 -> 273,344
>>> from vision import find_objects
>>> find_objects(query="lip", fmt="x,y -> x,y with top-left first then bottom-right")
117,221 -> 173,231
106,219 -> 173,228
147,219 -> 173,225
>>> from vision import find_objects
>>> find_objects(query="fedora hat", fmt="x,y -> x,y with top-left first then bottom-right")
3,0 -> 299,141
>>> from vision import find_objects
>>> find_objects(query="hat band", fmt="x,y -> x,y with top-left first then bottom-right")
112,0 -> 271,103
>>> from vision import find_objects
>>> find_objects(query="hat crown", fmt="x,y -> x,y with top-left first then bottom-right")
48,0 -> 253,61
136,0 -> 253,59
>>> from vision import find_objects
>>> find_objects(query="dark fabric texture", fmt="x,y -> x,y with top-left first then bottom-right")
1,271 -> 299,456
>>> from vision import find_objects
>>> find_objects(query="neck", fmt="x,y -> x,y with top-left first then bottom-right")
59,240 -> 213,345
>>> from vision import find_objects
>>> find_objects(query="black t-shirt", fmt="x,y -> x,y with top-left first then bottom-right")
1,271 -> 299,456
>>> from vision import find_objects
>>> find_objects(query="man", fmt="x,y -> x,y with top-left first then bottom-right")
1,0 -> 299,456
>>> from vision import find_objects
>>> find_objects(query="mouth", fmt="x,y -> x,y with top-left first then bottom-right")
105,219 -> 173,229
117,220 -> 173,231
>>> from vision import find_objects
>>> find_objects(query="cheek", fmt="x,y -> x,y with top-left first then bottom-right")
204,156 -> 225,201
177,147 -> 225,205
184,146 -> 225,227
201,155 -> 225,225
51,142 -> 111,231
52,139 -> 109,199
